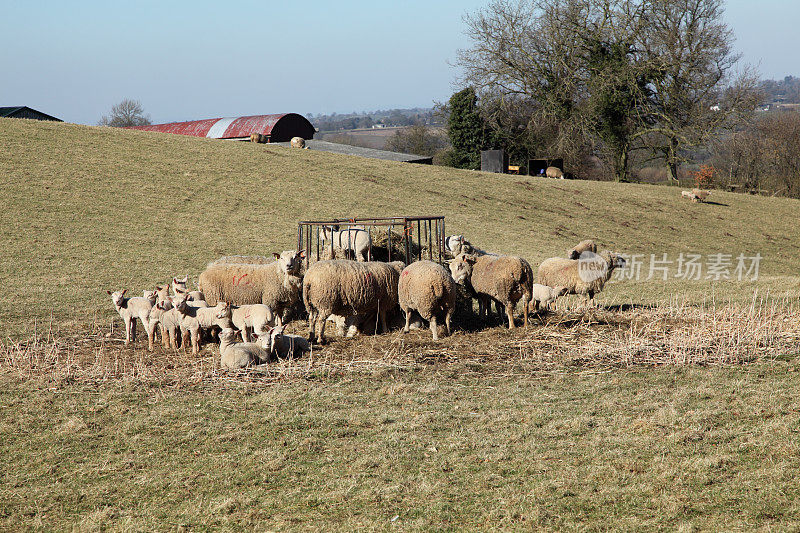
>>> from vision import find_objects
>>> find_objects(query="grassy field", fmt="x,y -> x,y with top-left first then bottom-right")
2,117 -> 800,529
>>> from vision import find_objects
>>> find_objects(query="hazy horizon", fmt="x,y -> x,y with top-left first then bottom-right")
2,0 -> 798,125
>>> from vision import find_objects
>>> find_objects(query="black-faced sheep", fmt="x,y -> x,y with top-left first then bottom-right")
537,251 -> 626,307
398,260 -> 456,341
303,260 -> 404,344
197,250 -> 305,323
567,239 -> 598,260
448,253 -> 532,329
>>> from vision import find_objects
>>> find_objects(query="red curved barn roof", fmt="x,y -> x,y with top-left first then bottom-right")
128,113 -> 314,141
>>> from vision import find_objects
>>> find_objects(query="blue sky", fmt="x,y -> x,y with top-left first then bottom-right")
1,0 -> 798,125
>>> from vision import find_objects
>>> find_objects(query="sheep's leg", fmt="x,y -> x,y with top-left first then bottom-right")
181,328 -> 190,353
430,315 -> 438,341
316,311 -> 331,345
402,307 -> 411,333
168,327 -> 178,350
130,318 -> 137,343
191,328 -> 200,355
123,315 -> 132,345
521,296 -> 529,328
146,319 -> 155,351
505,301 -> 516,329
379,309 -> 388,335
307,309 -> 317,343
444,309 -> 452,337
160,325 -> 169,349
241,326 -> 250,343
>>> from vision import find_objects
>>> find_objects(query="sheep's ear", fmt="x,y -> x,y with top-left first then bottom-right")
464,254 -> 477,264
121,289 -> 127,296
106,290 -> 112,295
298,250 -> 306,259
273,252 -> 281,259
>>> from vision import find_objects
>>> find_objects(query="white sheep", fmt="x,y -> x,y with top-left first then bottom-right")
231,304 -> 277,342
265,325 -> 311,359
198,250 -> 305,323
107,289 -> 157,350
290,136 -> 306,148
546,166 -> 565,179
398,260 -> 456,341
530,284 -> 569,312
448,253 -> 532,329
219,328 -> 270,369
171,276 -> 204,301
319,226 -> 372,261
537,250 -> 626,307
174,298 -> 233,355
148,300 -> 184,350
303,259 -> 404,344
567,239 -> 598,260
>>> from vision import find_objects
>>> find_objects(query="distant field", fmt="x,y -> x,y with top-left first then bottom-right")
316,127 -> 405,149
2,118 -> 800,530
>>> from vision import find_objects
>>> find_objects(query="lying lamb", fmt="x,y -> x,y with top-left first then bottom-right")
219,328 -> 270,369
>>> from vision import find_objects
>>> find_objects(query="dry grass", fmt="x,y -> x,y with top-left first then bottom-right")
4,296 -> 798,388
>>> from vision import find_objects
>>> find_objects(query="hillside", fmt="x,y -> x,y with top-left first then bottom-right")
1,117 -> 799,337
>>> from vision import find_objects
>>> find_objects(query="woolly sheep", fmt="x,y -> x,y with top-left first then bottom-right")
537,250 -> 626,307
231,304 -> 277,342
107,289 -> 157,350
303,259 -> 404,344
175,298 -> 232,355
530,284 -> 569,312
250,133 -> 260,143
448,253 -> 532,329
219,328 -> 270,369
290,136 -> 306,148
197,250 -> 305,323
398,260 -> 456,341
568,239 -> 598,260
265,325 -> 311,359
692,188 -> 711,202
171,276 -> 204,301
319,226 -> 372,262
546,166 -> 565,179
148,300 -> 183,350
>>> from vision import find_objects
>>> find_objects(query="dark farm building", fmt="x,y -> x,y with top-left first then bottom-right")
128,113 -> 315,142
0,106 -> 62,121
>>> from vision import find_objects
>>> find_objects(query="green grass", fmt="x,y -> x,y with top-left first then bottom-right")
4,364 -> 800,530
3,117 -> 800,530
2,117 -> 799,337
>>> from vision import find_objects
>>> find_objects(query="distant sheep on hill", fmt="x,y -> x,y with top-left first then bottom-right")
546,166 -> 564,179
568,239 -> 598,260
290,136 -> 306,148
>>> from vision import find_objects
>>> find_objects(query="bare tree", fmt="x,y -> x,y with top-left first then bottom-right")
99,99 -> 151,127
637,0 -> 759,182
385,123 -> 449,157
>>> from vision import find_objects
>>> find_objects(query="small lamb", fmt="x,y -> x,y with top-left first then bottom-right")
175,298 -> 232,355
107,289 -> 157,350
265,325 -> 311,360
231,304 -> 277,342
530,284 -> 569,312
219,328 -> 270,369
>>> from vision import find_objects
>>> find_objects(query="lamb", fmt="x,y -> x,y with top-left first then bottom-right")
537,250 -> 627,307
231,304 -> 277,342
107,290 -> 158,350
197,250 -> 305,323
448,253 -> 532,329
303,260 -> 404,344
546,166 -> 565,179
175,298 -> 233,355
148,300 -> 184,350
171,276 -> 204,301
290,136 -> 306,148
319,226 -> 372,262
530,284 -> 569,312
265,325 -> 311,359
568,239 -> 598,260
219,328 -> 270,370
398,260 -> 456,341
692,188 -> 711,202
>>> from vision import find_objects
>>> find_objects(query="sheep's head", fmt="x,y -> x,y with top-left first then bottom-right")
555,286 -> 569,297
273,250 -> 305,275
388,261 -> 405,274
143,290 -> 156,301
602,251 -> 627,271
262,325 -> 286,356
173,294 -> 189,313
448,254 -> 477,284
214,301 -> 232,320
172,276 -> 188,291
445,235 -> 465,254
107,290 -> 127,307
155,284 -> 171,304
219,328 -> 237,343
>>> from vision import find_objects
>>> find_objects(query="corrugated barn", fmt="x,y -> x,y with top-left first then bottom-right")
128,113 -> 315,142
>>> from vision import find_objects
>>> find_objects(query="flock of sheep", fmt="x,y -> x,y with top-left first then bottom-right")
107,232 -> 627,370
